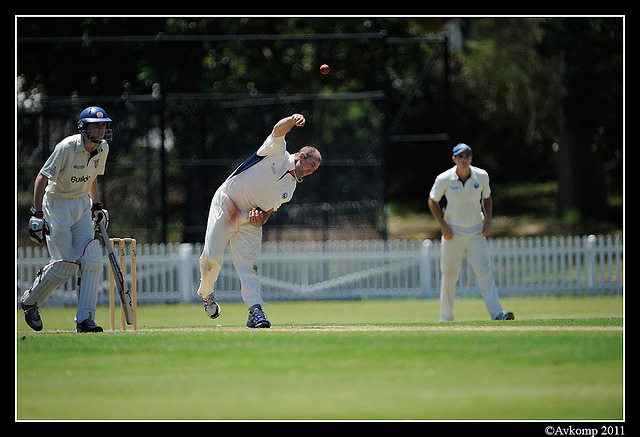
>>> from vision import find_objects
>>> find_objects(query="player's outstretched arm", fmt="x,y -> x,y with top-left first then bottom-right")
273,114 -> 305,137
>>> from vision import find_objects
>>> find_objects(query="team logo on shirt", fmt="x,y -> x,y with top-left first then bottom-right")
93,159 -> 100,168
282,192 -> 288,199
71,175 -> 91,183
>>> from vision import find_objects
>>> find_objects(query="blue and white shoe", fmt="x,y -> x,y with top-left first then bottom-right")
247,305 -> 271,328
202,294 -> 221,319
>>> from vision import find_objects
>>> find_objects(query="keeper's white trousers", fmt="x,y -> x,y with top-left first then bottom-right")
197,187 -> 265,310
439,229 -> 504,321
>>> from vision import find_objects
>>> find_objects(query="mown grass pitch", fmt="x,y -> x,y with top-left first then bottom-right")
16,296 -> 623,421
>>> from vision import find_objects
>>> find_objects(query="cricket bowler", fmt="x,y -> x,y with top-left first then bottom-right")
20,106 -> 113,332
197,113 -> 321,328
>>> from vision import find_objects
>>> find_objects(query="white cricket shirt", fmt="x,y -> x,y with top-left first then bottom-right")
223,134 -> 297,213
429,165 -> 491,231
40,134 -> 109,198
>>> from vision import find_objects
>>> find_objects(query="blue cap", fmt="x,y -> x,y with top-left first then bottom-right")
452,143 -> 472,156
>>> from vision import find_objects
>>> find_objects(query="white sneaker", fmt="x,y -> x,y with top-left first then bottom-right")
202,294 -> 221,319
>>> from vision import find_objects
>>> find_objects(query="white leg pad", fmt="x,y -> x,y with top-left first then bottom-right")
21,260 -> 79,307
76,239 -> 103,323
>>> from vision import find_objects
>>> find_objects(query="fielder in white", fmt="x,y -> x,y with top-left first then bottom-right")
197,114 -> 321,328
428,143 -> 514,322
20,106 -> 113,332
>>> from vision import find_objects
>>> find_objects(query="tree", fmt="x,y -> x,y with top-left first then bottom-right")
17,17 -> 622,242
538,17 -> 623,219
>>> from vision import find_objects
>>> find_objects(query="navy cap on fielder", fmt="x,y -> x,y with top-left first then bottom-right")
452,143 -> 472,156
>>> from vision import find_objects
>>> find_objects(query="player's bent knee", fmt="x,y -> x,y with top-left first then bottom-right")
46,260 -> 80,281
21,260 -> 79,307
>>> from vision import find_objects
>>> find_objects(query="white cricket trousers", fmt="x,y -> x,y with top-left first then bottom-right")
44,195 -> 95,262
23,194 -> 102,323
439,230 -> 504,321
197,187 -> 265,310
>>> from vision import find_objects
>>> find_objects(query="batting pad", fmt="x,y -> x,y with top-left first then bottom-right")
76,239 -> 103,323
21,260 -> 79,307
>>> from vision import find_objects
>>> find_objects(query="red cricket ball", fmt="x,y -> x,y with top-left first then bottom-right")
320,64 -> 330,75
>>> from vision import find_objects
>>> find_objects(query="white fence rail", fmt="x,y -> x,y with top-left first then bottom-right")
16,235 -> 622,307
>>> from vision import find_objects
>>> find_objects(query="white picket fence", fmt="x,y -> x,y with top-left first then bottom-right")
16,234 -> 622,308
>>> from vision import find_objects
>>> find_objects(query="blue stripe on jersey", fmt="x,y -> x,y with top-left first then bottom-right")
230,152 -> 265,178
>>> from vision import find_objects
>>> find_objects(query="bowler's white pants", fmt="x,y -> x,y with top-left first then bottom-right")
197,187 -> 265,310
439,230 -> 504,321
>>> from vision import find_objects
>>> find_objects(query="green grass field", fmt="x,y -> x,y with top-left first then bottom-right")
16,296 -> 624,421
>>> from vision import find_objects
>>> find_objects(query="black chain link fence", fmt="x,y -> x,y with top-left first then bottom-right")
17,93 -> 387,244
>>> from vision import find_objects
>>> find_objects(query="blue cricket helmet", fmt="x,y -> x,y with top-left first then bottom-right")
77,106 -> 113,143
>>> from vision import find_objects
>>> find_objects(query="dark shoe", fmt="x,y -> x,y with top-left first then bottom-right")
494,311 -> 515,321
76,319 -> 104,333
21,301 -> 43,332
247,305 -> 271,328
